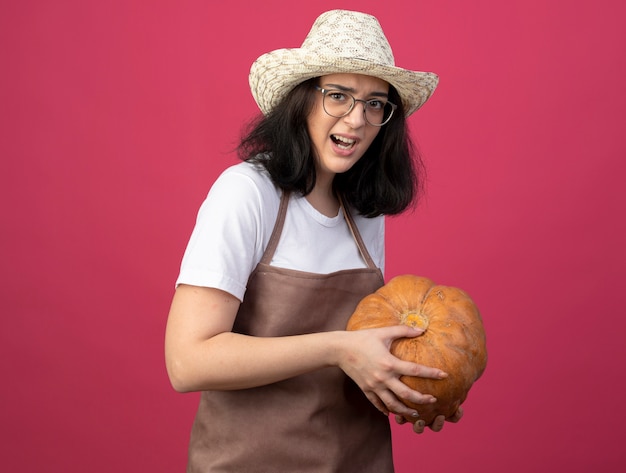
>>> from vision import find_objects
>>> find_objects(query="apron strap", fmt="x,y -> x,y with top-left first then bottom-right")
259,190 -> 290,265
338,195 -> 378,270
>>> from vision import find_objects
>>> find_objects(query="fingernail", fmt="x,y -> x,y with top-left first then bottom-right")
411,411 -> 419,417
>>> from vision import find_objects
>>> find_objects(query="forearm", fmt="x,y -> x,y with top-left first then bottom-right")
166,329 -> 347,392
164,285 -> 445,420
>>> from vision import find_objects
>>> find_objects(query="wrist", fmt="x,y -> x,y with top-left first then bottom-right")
324,330 -> 353,370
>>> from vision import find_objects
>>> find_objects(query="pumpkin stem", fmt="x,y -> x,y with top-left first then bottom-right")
401,311 -> 429,331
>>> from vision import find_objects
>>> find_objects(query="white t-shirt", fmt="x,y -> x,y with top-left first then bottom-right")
176,161 -> 385,301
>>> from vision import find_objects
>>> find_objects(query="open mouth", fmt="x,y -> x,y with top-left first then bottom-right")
331,134 -> 356,150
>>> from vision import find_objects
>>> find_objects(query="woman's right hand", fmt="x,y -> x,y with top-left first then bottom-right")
166,284 -> 447,412
336,325 -> 448,419
167,284 -> 432,395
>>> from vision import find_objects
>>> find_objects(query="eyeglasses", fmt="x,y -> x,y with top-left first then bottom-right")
315,86 -> 397,127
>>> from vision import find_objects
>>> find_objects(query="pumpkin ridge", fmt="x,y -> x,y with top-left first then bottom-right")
381,276 -> 434,329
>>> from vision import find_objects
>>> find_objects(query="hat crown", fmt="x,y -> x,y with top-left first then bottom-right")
300,10 -> 395,66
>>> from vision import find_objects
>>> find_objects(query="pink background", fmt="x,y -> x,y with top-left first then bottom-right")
2,1 -> 624,471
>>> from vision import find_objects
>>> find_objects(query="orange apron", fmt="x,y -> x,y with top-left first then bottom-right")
187,192 -> 393,472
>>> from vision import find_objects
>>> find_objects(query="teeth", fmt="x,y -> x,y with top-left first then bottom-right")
334,135 -> 355,144
332,135 -> 356,148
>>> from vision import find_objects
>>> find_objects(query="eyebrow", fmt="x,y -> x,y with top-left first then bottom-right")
323,83 -> 389,98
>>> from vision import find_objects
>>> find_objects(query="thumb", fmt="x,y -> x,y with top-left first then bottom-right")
386,324 -> 425,340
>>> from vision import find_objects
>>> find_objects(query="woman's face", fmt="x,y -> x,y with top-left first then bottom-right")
307,73 -> 389,184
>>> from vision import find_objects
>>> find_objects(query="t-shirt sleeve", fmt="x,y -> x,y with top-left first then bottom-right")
175,165 -> 276,301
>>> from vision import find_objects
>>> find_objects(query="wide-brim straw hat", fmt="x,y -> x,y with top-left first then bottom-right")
249,9 -> 439,117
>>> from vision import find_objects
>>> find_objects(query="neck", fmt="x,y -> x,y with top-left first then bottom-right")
306,182 -> 340,218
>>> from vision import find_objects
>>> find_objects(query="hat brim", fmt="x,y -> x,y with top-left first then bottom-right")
250,48 -> 439,117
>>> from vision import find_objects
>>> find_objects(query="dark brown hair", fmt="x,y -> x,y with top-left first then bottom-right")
237,78 -> 425,217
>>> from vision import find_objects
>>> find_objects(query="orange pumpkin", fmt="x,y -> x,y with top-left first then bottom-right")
346,275 -> 487,425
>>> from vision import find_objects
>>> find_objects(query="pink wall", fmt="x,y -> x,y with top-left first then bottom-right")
1,1 -> 624,471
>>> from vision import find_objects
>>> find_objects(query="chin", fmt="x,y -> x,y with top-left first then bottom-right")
327,161 -> 358,176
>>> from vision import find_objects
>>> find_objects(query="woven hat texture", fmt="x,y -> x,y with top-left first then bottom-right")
249,9 -> 439,117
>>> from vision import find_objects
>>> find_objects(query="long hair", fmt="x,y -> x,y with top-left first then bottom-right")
237,78 -> 425,217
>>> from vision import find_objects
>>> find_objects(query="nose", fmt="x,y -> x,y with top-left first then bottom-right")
343,100 -> 367,128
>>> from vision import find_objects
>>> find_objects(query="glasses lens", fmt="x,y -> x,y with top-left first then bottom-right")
365,102 -> 394,126
322,91 -> 352,118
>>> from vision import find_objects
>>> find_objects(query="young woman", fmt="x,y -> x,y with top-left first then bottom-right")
165,10 -> 462,472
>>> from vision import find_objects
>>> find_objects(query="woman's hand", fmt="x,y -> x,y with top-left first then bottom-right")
337,326 -> 448,420
395,406 -> 464,434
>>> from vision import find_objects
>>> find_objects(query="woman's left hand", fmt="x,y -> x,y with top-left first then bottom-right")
394,406 -> 464,434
